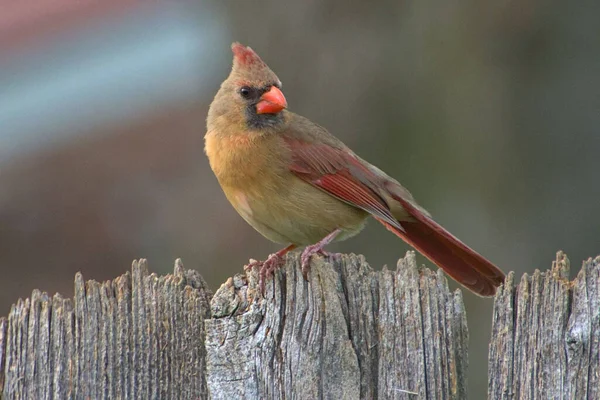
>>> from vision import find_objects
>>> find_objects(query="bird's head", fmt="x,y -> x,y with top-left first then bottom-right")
208,42 -> 288,132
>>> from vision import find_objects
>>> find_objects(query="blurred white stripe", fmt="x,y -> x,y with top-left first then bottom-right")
0,3 -> 228,163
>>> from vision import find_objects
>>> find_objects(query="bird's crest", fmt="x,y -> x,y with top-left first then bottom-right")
229,42 -> 280,86
231,42 -> 265,67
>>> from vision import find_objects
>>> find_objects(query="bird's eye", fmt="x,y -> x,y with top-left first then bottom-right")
239,87 -> 251,99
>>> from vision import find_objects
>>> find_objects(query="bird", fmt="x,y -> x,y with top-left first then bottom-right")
204,42 -> 505,297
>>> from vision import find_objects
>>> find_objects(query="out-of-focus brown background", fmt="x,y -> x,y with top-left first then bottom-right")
1,1 -> 599,397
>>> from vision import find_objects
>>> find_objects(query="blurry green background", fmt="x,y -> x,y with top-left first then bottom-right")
1,1 -> 599,397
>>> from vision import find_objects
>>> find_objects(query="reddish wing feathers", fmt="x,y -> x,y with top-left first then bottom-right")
316,173 -> 405,232
286,137 -> 505,296
287,139 -> 404,232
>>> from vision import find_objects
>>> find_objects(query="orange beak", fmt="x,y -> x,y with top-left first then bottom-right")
256,86 -> 287,114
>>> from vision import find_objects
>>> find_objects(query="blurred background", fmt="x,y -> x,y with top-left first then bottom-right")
1,0 -> 599,397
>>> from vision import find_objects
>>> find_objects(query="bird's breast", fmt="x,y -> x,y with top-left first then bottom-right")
205,130 -> 369,245
205,131 -> 290,188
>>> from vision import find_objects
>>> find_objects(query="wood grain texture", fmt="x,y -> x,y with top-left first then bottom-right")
0,259 -> 212,400
1,252 -> 468,399
205,251 -> 468,400
488,251 -> 600,399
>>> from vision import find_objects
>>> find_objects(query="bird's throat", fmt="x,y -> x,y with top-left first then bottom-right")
245,106 -> 285,130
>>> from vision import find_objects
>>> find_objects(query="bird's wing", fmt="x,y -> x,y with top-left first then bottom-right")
284,137 -> 404,232
285,136 -> 505,296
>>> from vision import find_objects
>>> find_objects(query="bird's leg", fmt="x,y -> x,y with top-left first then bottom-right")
300,228 -> 342,279
246,244 -> 297,293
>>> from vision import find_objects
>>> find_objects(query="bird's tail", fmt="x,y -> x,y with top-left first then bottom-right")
377,195 -> 505,297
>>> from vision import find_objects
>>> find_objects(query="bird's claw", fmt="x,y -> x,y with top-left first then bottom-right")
300,245 -> 329,280
246,253 -> 285,294
316,249 -> 329,257
299,228 -> 342,280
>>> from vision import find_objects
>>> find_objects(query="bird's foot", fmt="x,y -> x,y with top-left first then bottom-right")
300,228 -> 342,280
245,244 -> 296,294
258,253 -> 284,294
300,245 -> 321,279
246,254 -> 283,295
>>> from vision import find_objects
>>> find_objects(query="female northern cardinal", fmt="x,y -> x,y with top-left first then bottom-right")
205,42 -> 505,296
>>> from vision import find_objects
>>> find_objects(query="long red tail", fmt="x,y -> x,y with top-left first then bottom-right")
378,197 -> 505,297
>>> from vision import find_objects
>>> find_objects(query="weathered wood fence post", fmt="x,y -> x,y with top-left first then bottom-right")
488,252 -> 600,399
0,252 -> 467,399
2,251 -> 599,399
